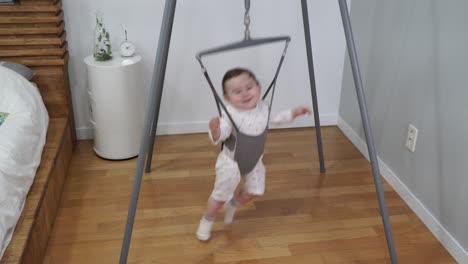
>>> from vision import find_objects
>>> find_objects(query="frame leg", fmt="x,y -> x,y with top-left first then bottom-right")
145,115 -> 158,172
119,0 -> 177,263
145,0 -> 178,173
338,1 -> 398,263
301,0 -> 326,173
145,36 -> 172,173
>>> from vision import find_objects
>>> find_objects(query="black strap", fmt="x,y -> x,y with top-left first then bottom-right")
262,48 -> 288,118
262,50 -> 287,101
200,68 -> 241,132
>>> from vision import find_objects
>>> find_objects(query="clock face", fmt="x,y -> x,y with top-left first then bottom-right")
120,41 -> 135,57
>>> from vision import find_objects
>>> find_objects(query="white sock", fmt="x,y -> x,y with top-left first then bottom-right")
196,215 -> 214,241
224,198 -> 240,224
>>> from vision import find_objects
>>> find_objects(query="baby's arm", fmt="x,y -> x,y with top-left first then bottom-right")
270,106 -> 311,125
208,115 -> 232,145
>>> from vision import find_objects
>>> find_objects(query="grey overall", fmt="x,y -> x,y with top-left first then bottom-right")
222,104 -> 272,175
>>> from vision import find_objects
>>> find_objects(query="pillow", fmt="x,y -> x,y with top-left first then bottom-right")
0,61 -> 34,81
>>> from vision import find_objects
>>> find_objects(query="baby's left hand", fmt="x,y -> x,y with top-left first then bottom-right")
292,106 -> 312,118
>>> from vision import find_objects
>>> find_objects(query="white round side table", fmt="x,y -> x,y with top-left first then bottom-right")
84,54 -> 144,160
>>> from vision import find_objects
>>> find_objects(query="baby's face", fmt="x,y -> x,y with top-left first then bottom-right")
224,73 -> 261,110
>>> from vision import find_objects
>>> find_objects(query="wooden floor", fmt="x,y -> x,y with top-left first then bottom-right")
44,127 -> 455,263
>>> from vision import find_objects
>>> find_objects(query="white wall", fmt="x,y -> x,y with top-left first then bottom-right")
63,0 -> 348,139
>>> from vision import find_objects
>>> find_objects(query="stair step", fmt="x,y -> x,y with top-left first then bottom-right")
0,31 -> 66,46
0,43 -> 66,57
0,22 -> 64,35
0,11 -> 63,25
0,1 -> 61,13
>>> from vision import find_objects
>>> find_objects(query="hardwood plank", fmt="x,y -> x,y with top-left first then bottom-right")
45,128 -> 456,263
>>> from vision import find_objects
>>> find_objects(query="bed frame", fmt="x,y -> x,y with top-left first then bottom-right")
0,0 -> 75,263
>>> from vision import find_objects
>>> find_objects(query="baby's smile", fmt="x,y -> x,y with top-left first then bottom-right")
242,97 -> 253,104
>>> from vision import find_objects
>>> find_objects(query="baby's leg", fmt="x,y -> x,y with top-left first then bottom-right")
235,190 -> 258,204
242,159 -> 266,198
225,159 -> 266,224
204,197 -> 224,218
196,198 -> 223,241
197,156 -> 240,241
224,191 -> 257,224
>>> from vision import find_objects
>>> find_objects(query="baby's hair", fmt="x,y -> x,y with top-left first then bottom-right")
222,68 -> 259,95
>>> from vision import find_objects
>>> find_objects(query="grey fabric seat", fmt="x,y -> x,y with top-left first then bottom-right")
224,118 -> 269,175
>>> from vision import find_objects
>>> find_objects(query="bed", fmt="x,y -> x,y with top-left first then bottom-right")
0,1 -> 75,263
0,65 -> 49,259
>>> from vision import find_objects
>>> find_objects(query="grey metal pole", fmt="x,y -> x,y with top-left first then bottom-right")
145,6 -> 176,173
300,0 -> 326,173
119,0 -> 177,263
337,1 -> 398,263
145,104 -> 158,172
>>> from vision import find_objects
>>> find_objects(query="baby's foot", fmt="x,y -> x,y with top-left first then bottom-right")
196,217 -> 214,241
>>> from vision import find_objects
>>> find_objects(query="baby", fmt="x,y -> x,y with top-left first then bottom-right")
196,67 -> 311,241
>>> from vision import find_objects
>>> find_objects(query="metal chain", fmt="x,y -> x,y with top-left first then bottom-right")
244,0 -> 251,40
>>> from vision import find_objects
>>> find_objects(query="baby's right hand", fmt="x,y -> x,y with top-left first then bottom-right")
209,117 -> 221,140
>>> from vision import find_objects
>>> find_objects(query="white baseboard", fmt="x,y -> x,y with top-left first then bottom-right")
76,127 -> 94,140
75,114 -> 338,140
337,116 -> 468,264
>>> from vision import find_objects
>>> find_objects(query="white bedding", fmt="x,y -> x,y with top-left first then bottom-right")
0,66 -> 49,258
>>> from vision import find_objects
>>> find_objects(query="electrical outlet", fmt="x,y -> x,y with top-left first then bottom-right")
405,124 -> 418,152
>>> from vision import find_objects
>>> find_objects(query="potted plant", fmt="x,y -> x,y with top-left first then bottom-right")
93,12 -> 113,61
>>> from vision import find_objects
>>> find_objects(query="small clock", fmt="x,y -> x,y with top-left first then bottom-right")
119,30 -> 136,57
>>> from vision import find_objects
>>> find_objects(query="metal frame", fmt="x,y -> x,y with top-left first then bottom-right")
337,0 -> 397,262
119,1 -> 398,263
196,34 -> 290,118
197,36 -> 290,57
